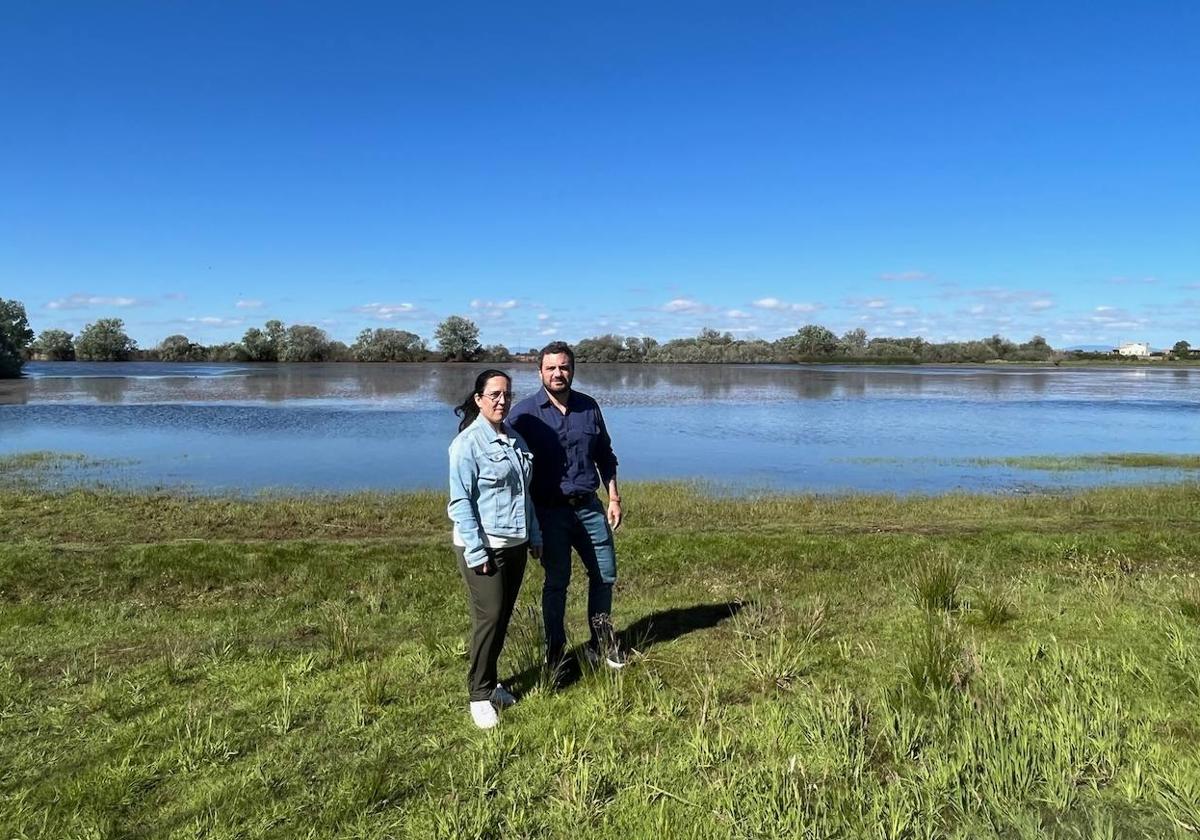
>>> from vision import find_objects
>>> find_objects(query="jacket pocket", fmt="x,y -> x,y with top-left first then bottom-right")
479,452 -> 510,484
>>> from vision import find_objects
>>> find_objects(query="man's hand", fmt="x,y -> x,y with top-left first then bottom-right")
530,544 -> 542,560
607,496 -> 623,531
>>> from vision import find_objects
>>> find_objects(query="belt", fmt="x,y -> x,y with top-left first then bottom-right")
545,492 -> 595,508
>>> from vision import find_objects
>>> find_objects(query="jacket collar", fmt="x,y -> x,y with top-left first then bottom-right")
470,413 -> 510,443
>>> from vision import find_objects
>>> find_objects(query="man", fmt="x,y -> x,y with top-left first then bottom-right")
509,340 -> 626,670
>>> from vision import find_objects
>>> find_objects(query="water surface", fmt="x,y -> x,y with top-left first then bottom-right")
2,362 -> 1197,494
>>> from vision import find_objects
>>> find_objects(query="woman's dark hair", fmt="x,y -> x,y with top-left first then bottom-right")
455,369 -> 511,432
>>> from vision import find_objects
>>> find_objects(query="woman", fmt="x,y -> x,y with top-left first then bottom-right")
447,369 -> 541,729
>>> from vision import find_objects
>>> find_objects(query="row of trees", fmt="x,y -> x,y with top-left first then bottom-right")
11,310 -> 506,367
574,327 -> 1064,364
4,295 -> 1198,377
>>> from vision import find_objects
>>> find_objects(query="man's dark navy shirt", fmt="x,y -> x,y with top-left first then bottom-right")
508,387 -> 618,506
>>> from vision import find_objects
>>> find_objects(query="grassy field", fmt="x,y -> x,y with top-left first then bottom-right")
3,479 -> 1200,838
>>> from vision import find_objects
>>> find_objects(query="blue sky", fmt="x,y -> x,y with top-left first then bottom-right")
3,1 -> 1198,350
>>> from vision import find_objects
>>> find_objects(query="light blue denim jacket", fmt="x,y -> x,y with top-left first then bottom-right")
448,414 -> 542,568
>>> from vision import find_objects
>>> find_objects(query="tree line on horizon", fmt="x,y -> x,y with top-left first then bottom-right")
1,296 -> 1196,378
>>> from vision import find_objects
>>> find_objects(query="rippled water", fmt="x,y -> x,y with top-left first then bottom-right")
1,362 -> 1197,493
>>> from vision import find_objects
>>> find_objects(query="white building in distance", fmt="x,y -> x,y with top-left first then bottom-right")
1115,341 -> 1152,357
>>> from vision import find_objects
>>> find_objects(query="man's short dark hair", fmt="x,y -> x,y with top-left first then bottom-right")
538,341 -> 575,368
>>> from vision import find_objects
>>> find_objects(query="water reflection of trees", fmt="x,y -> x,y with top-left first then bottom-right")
0,381 -> 30,406
78,378 -> 128,403
432,366 -> 478,408
574,364 -> 1083,402
11,362 -> 1135,410
432,363 -> 545,407
240,363 -> 432,402
578,364 -> 925,401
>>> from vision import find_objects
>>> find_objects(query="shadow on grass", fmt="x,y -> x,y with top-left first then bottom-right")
508,601 -> 744,694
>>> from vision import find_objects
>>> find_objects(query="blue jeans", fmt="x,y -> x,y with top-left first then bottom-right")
537,495 -> 617,651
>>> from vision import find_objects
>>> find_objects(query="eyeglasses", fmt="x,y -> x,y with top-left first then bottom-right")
482,391 -> 513,403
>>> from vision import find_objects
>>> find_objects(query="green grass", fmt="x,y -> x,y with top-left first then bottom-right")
0,450 -> 89,471
844,451 -> 1200,473
0,451 -> 128,490
3,480 -> 1200,837
973,453 -> 1200,472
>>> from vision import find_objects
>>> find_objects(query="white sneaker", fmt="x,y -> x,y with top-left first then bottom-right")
469,700 -> 499,729
584,641 -> 628,670
491,684 -> 517,708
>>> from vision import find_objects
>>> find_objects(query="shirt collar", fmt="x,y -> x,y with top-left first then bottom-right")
538,386 -> 576,411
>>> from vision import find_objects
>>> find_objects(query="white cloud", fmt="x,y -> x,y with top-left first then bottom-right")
1029,299 -> 1055,311
879,270 -> 930,282
353,302 -> 418,321
968,305 -> 986,315
892,306 -> 918,316
661,297 -> 708,313
726,309 -> 753,319
752,297 -> 818,313
236,299 -> 265,309
865,299 -> 888,309
537,313 -> 550,321
46,294 -> 143,310
185,316 -> 245,327
1110,276 -> 1158,285
471,299 -> 518,311
972,288 -> 1026,303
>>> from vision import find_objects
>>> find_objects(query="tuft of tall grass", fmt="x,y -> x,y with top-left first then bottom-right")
548,730 -> 619,823
972,587 -> 1017,627
358,562 -> 394,615
904,616 -> 976,695
798,596 -> 829,645
162,641 -> 191,684
360,659 -> 392,707
268,678 -> 297,735
174,707 -> 237,772
503,605 -> 553,692
1060,542 -> 1140,581
1178,577 -> 1200,623
1160,620 -> 1200,699
320,601 -> 359,663
738,631 -> 812,691
1155,761 -> 1200,835
912,550 -> 964,612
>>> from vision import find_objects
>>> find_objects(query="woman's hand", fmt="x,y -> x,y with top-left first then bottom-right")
473,560 -> 491,575
530,544 -> 542,560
